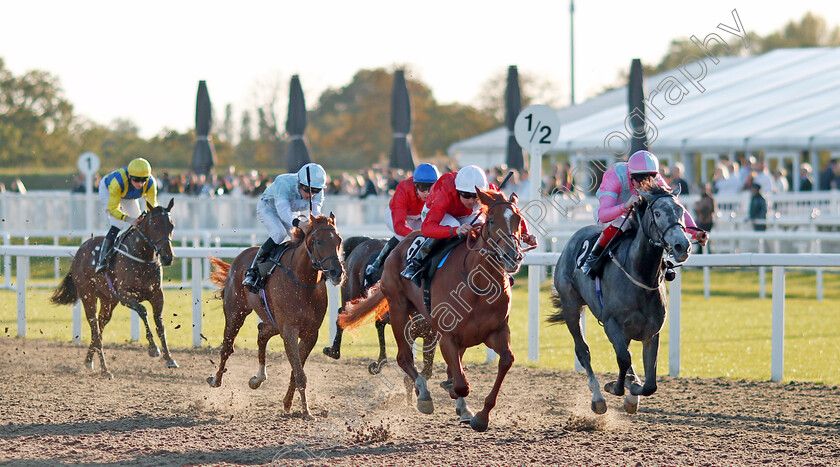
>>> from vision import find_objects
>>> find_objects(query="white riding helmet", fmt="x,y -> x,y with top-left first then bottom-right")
297,163 -> 327,189
454,165 -> 489,193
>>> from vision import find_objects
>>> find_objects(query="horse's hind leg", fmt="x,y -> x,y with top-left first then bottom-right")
207,304 -> 249,388
623,365 -> 642,414
83,295 -> 113,379
368,318 -> 389,375
250,321 -> 279,390
469,325 -> 514,432
149,288 -> 178,368
322,309 -> 343,360
389,304 -> 431,414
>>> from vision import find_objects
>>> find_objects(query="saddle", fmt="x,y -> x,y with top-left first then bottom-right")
416,235 -> 466,314
253,241 -> 293,290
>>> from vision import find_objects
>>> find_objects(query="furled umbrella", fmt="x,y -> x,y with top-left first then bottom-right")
388,69 -> 416,171
505,65 -> 524,171
286,75 -> 312,173
191,80 -> 217,177
628,58 -> 649,155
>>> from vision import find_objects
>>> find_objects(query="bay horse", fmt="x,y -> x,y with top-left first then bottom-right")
339,189 -> 527,432
549,187 -> 692,414
206,214 -> 344,421
323,236 -> 437,384
50,199 -> 177,379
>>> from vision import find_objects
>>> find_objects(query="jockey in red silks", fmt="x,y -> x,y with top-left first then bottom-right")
401,165 -> 536,284
580,150 -> 709,279
364,163 -> 441,283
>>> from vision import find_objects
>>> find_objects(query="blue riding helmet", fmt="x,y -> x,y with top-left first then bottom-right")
413,163 -> 440,184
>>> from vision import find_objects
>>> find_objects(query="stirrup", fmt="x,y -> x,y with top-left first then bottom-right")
243,269 -> 260,293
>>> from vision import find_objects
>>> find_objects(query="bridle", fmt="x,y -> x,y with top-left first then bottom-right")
467,200 -> 531,273
116,209 -> 173,264
640,194 -> 687,258
304,225 -> 341,273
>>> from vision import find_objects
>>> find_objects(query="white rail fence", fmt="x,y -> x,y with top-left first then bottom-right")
2,245 -> 838,382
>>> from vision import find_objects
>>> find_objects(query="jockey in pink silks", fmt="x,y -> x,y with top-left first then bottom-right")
580,150 -> 709,279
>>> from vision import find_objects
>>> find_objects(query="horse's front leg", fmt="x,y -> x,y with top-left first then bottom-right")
122,296 -> 159,358
603,318 -> 631,397
149,288 -> 178,368
630,334 -> 660,397
470,325 -> 514,432
250,321 -> 278,389
280,324 -> 314,421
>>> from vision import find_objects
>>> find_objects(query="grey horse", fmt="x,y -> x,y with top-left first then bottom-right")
549,187 -> 692,414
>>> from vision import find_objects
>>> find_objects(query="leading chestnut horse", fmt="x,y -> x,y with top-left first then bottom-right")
206,214 -> 344,420
339,189 -> 527,432
50,199 -> 177,378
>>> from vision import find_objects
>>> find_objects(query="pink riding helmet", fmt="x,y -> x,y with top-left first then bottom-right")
628,150 -> 660,174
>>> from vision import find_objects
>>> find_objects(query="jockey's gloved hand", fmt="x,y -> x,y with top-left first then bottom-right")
126,216 -> 139,227
692,229 -> 709,246
622,195 -> 641,211
522,233 -> 537,246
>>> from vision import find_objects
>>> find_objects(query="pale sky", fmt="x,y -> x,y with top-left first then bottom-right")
2,1 -> 839,139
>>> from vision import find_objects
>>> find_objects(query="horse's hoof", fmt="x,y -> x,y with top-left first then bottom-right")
460,409 -> 474,424
207,376 -> 220,388
368,362 -> 380,375
248,376 -> 264,390
322,346 -> 340,360
83,360 -> 94,371
440,379 -> 453,391
148,347 -> 161,358
165,360 -> 179,369
624,396 -> 639,414
604,381 -> 624,396
591,400 -> 607,414
101,371 -> 114,380
302,413 -> 316,422
470,415 -> 489,432
417,397 -> 434,414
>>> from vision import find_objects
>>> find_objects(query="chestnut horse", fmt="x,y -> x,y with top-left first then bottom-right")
339,189 -> 527,432
50,199 -> 177,378
323,236 -> 437,385
206,214 -> 344,420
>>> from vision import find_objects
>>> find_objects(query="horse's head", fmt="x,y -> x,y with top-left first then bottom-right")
302,212 -> 345,285
638,188 -> 691,263
476,188 -> 525,274
138,198 -> 175,266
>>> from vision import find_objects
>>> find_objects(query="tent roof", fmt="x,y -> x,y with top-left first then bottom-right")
449,48 -> 840,157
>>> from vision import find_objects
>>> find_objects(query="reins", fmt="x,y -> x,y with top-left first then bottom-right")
114,209 -> 173,265
271,225 -> 338,290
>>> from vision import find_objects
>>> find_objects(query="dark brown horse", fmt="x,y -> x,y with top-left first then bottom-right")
206,214 -> 344,420
50,199 -> 177,379
339,189 -> 527,431
323,236 -> 437,383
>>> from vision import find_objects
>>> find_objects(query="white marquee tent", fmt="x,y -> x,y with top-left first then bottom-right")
448,48 -> 840,190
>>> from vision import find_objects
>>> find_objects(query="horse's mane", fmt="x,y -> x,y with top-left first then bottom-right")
635,185 -> 671,223
290,215 -> 331,244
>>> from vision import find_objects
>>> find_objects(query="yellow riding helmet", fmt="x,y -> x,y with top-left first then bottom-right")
127,158 -> 152,178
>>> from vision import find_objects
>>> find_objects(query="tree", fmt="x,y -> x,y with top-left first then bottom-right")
760,12 -> 840,52
474,68 -> 566,122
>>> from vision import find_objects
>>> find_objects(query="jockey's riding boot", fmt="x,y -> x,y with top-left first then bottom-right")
243,237 -> 278,293
365,236 -> 399,285
95,226 -> 120,274
580,244 -> 606,279
400,237 -> 438,286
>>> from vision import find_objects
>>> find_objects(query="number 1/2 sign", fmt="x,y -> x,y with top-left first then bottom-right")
513,105 -> 561,153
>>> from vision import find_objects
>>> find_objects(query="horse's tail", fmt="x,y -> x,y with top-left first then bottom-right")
209,257 -> 231,297
50,272 -> 78,306
341,236 -> 374,262
546,291 -> 567,325
338,282 -> 389,332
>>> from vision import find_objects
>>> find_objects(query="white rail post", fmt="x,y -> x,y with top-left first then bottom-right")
130,310 -> 140,342
669,268 -> 682,377
758,240 -> 766,299
53,236 -> 60,280
16,256 -> 27,337
3,233 -> 11,289
181,236 -> 188,284
72,301 -> 82,343
192,257 -> 203,347
703,266 -> 711,300
771,266 -> 785,382
528,264 -> 541,362
815,239 -> 823,302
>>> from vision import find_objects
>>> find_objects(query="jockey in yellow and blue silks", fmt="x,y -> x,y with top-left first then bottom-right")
95,157 -> 158,273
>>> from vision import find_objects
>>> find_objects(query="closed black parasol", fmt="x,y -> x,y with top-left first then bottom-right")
286,75 -> 312,173
191,80 -> 217,176
628,58 -> 649,155
388,70 -> 416,171
505,65 -> 524,171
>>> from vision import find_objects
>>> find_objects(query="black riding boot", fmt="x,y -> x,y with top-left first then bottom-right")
95,226 -> 120,273
365,236 -> 399,284
243,237 -> 278,293
580,244 -> 606,279
400,237 -> 438,286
